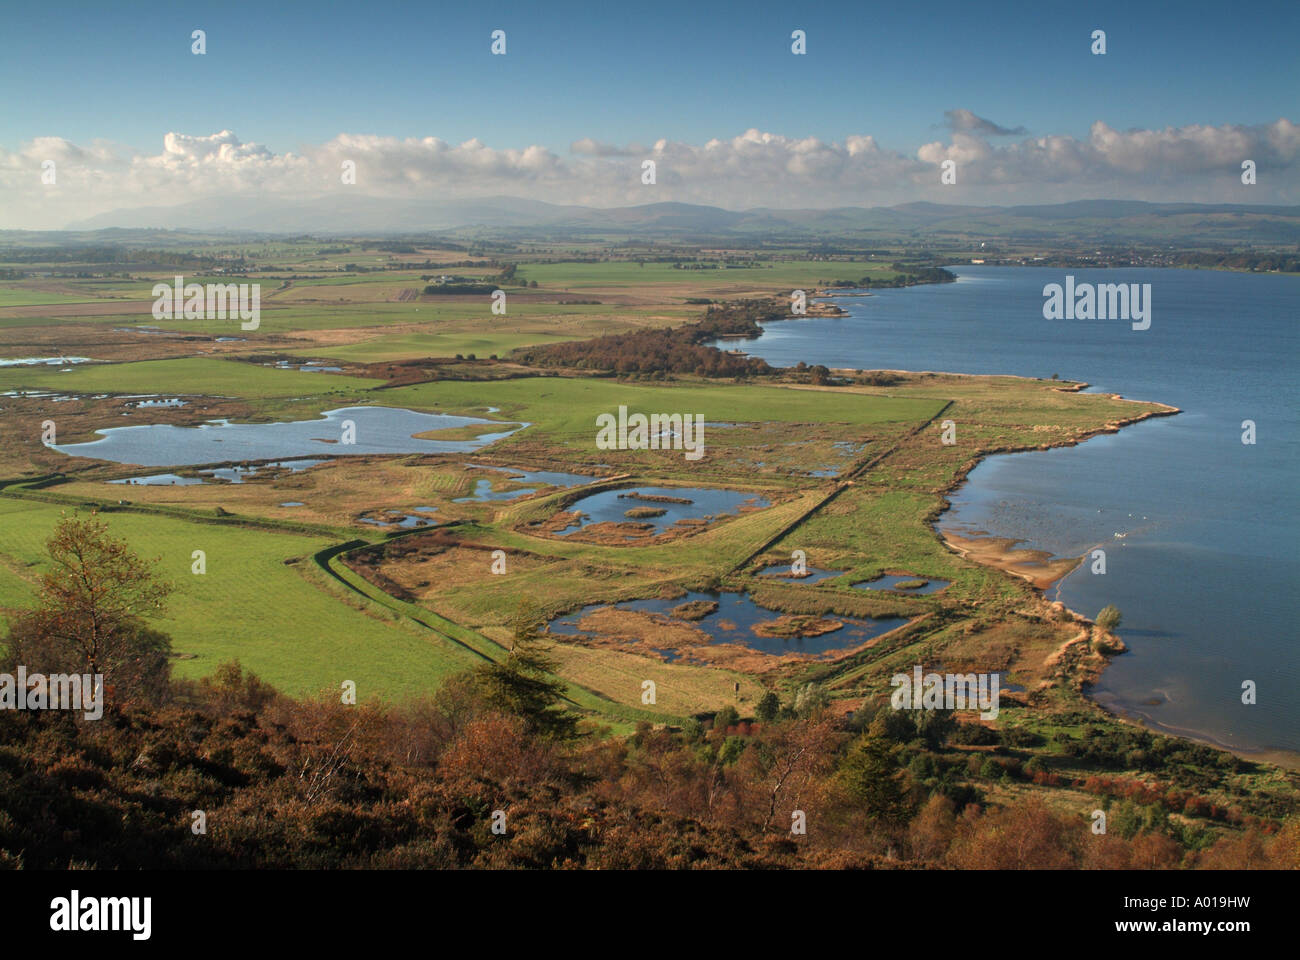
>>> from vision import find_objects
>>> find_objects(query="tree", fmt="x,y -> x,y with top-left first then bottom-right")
1097,604 -> 1122,631
194,659 -> 279,714
756,692 -> 780,723
912,707 -> 957,749
908,794 -> 957,861
713,705 -> 740,731
836,735 -> 912,827
470,602 -> 578,740
3,514 -> 173,703
791,682 -> 829,717
947,797 -> 1077,869
748,715 -> 840,832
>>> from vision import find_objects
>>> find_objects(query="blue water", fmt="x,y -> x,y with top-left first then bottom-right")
548,590 -> 908,658
134,398 -> 186,408
558,487 -> 770,536
719,266 -> 1300,756
453,463 -> 599,503
108,473 -> 202,486
53,406 -> 524,467
853,575 -> 951,595
360,512 -> 435,529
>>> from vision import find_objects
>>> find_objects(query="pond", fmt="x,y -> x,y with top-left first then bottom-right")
0,356 -> 94,366
108,473 -> 203,486
852,574 -> 951,595
453,463 -> 601,503
556,487 -> 769,535
113,326 -> 177,336
54,406 -> 525,467
199,458 -> 328,483
548,589 -> 907,658
274,361 -> 343,373
105,458 -> 328,486
359,511 -> 436,529
133,398 -> 187,408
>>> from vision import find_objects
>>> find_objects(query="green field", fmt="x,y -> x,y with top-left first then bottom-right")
384,377 -> 947,435
0,356 -> 381,398
0,245 -> 1175,732
0,498 -> 482,699
0,287 -> 91,307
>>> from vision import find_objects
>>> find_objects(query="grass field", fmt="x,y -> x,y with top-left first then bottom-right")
0,498 -> 483,699
0,247 -> 1179,733
0,287 -> 92,307
0,356 -> 381,398
383,377 -> 948,436
1,235 -> 1294,851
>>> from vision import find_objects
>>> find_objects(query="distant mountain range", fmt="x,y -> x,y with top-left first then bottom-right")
26,197 -> 1300,244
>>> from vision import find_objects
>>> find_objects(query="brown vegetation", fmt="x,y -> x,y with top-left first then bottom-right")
512,299 -> 789,377
2,666 -> 1295,869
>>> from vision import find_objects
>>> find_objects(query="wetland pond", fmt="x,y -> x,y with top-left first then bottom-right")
556,487 -> 769,535
852,574 -> 951,595
453,464 -> 601,503
55,406 -> 524,467
106,459 -> 329,485
548,589 -> 908,658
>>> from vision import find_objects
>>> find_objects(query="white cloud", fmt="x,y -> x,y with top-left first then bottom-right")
0,117 -> 1295,229
944,109 -> 1027,137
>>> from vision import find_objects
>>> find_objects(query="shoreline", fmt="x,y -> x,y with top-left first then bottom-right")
807,283 -> 1276,763
778,285 -> 1292,766
922,387 -> 1300,769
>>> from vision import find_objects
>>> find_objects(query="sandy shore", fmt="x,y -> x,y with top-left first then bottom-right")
938,528 -> 1082,590
929,390 -> 1300,769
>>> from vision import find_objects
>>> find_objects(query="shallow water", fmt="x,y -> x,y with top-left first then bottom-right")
54,406 -> 524,467
558,487 -> 769,535
275,361 -> 343,373
197,458 -> 327,483
108,474 -> 203,486
852,575 -> 951,595
360,513 -> 434,529
718,266 -> 1300,755
134,398 -> 187,408
114,326 -> 177,336
453,463 -> 598,503
0,356 -> 93,366
548,589 -> 908,657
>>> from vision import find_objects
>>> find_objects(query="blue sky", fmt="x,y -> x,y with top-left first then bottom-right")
1,0 -> 1296,226
3,0 -> 1296,155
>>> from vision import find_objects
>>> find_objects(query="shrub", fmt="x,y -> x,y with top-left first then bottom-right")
1096,604 -> 1122,631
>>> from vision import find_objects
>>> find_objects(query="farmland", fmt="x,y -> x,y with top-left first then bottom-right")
0,239 -> 1173,727
1,234 -> 1294,868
